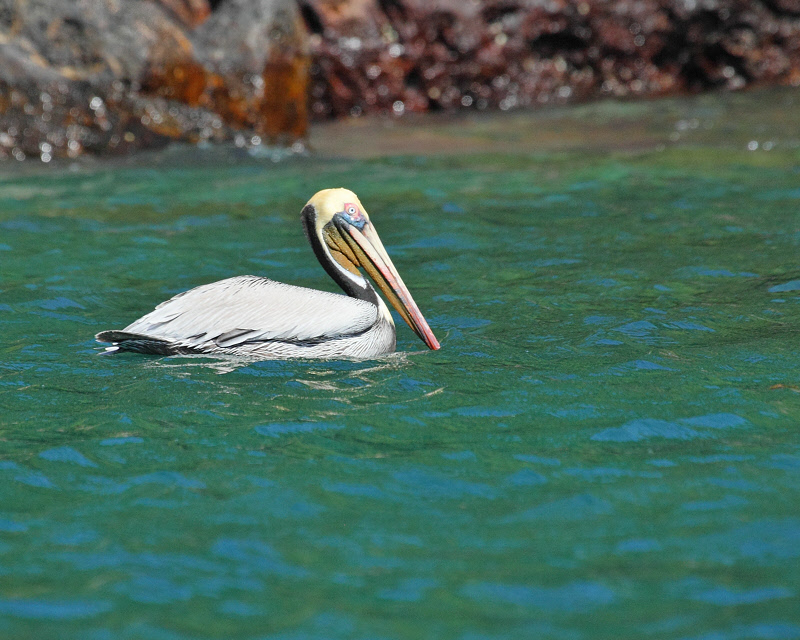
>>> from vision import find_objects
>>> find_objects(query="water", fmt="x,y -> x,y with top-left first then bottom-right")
2,89 -> 800,639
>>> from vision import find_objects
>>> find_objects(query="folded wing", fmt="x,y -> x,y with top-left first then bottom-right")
96,275 -> 378,352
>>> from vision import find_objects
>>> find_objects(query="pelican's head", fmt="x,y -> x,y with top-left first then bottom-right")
301,188 -> 440,350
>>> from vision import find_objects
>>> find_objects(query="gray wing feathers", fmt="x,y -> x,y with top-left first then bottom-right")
120,275 -> 378,348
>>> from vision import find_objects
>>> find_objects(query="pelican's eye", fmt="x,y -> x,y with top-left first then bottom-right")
341,202 -> 366,228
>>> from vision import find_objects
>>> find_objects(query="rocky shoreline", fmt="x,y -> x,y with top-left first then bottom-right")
2,0 -> 800,160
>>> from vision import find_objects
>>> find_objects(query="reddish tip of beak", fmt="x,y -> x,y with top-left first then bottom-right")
423,329 -> 441,351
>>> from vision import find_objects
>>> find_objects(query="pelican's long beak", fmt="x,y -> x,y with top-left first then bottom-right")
335,218 -> 440,350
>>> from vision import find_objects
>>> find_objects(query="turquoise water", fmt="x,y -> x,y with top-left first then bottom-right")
2,91 -> 800,639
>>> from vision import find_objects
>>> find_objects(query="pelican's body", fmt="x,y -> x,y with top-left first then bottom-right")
96,189 -> 440,360
100,275 -> 397,359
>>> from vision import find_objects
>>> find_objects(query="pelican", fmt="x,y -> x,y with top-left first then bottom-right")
95,188 -> 440,359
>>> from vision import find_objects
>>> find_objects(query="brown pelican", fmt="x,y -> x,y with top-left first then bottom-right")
95,188 -> 440,359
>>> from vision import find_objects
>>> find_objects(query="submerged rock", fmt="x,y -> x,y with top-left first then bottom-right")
0,0 -> 308,160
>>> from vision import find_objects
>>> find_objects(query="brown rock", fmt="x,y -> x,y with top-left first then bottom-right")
301,0 -> 800,119
193,0 -> 309,142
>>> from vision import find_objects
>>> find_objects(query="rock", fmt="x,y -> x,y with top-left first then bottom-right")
0,0 -> 308,161
192,0 -> 309,142
4,0 -> 800,160
300,0 -> 800,118
153,0 -> 212,28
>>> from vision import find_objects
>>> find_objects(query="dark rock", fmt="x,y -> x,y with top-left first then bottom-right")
300,0 -> 800,119
0,0 -> 308,161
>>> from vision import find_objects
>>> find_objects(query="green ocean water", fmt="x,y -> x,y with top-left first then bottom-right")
1,90 -> 800,639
